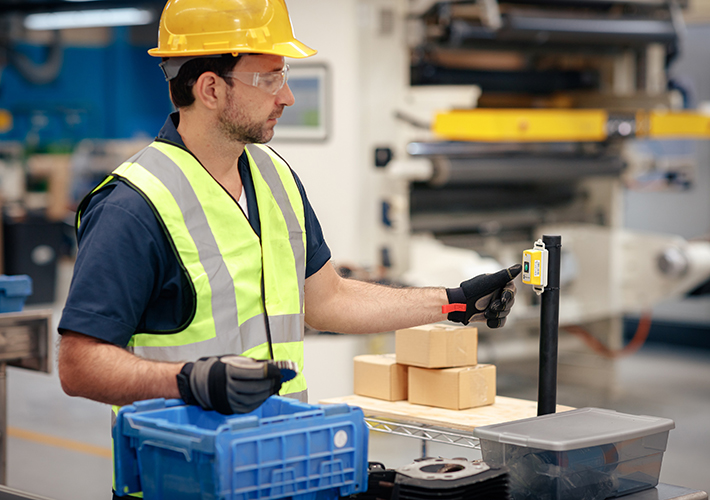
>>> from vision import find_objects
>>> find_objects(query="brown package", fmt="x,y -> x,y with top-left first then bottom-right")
396,324 -> 477,368
408,364 -> 496,410
353,354 -> 408,401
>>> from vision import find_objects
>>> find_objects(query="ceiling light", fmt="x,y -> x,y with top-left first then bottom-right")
24,8 -> 154,30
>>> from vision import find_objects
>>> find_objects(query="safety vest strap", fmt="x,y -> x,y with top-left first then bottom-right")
127,312 -> 302,363
246,144 -> 306,314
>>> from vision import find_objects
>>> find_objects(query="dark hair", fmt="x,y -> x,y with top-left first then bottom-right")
168,54 -> 243,108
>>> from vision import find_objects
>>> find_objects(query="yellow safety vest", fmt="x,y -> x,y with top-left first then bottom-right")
78,140 -> 308,398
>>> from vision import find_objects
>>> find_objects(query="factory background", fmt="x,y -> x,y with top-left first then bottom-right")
0,0 -> 708,498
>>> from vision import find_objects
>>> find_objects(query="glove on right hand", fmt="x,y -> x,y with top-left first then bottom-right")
177,355 -> 282,415
445,264 -> 522,327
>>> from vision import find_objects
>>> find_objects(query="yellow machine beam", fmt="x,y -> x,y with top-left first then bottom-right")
433,109 -> 710,142
640,110 -> 710,139
433,109 -> 608,142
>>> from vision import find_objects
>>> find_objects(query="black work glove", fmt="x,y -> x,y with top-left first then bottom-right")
444,264 -> 522,328
176,355 -> 283,415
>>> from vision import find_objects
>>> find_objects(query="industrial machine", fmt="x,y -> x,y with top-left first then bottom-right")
354,0 -> 710,391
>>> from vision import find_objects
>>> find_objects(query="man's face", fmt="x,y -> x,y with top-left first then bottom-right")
217,54 -> 295,144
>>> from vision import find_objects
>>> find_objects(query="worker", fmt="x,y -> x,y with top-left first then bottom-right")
56,0 -> 520,497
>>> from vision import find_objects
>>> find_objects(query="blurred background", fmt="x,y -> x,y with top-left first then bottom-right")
0,0 -> 708,498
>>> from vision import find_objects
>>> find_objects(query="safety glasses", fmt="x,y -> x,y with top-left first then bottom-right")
223,64 -> 290,95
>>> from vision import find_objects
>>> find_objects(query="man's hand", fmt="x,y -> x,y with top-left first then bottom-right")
444,264 -> 522,328
176,355 -> 283,414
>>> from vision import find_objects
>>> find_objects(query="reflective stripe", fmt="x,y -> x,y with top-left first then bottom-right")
267,313 -> 305,343
112,159 -> 217,347
121,146 -> 239,342
129,313 -> 303,362
246,145 -> 306,311
150,142 -> 265,327
283,389 -> 308,403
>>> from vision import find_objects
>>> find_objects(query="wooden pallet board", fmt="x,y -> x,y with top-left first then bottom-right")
319,395 -> 574,432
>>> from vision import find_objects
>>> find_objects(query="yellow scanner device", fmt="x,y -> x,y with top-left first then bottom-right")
522,239 -> 548,295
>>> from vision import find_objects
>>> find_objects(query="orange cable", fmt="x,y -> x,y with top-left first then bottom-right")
563,312 -> 653,359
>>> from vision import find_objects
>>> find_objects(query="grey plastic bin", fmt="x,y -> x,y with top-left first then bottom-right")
473,407 -> 675,500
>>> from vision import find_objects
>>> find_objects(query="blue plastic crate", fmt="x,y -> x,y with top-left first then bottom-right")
114,396 -> 369,500
0,275 -> 32,313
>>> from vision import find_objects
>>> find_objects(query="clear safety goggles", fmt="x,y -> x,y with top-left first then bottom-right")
223,64 -> 290,95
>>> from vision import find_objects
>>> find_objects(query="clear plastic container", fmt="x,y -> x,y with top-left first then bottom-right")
474,407 -> 675,500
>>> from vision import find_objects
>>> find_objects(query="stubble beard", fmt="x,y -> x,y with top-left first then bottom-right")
218,92 -> 278,144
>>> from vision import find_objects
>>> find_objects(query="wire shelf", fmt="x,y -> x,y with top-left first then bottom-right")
365,417 -> 481,449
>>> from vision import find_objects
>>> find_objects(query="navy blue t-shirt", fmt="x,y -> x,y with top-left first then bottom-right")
58,113 -> 331,346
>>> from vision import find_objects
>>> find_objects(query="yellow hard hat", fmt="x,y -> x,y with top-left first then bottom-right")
148,0 -> 317,59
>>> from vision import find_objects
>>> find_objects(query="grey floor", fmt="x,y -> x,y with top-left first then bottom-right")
4,261 -> 710,499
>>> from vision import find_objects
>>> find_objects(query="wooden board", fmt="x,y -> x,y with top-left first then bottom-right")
319,395 -> 574,432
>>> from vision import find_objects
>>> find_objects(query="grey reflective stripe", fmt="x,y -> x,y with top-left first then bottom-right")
268,314 -> 305,343
125,148 -> 144,164
246,145 -> 306,311
132,313 -> 303,361
282,388 -> 308,403
131,146 -> 239,337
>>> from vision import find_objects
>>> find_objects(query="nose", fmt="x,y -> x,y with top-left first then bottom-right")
276,82 -> 295,107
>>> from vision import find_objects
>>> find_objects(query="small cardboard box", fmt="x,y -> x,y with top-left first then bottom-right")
353,354 -> 408,401
396,324 -> 478,368
408,364 -> 496,410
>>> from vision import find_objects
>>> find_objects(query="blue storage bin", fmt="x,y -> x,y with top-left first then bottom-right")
114,396 -> 369,500
0,275 -> 33,313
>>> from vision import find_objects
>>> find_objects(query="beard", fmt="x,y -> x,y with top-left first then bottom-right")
218,91 -> 281,144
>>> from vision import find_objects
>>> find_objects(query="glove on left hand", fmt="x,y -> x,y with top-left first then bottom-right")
177,355 -> 283,415
445,264 -> 522,328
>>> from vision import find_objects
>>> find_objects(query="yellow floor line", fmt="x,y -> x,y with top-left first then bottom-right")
7,426 -> 112,459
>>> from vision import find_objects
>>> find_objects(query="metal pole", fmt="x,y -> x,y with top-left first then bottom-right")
538,235 -> 561,416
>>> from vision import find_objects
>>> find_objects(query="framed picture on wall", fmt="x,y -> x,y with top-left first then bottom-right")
275,64 -> 328,141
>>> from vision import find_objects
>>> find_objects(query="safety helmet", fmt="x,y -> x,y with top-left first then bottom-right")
148,0 -> 317,59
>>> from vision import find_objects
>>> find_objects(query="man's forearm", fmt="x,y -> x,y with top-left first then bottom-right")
305,263 -> 448,334
58,331 -> 182,406
327,279 -> 448,333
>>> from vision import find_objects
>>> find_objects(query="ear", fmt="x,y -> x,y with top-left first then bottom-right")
192,72 -> 224,110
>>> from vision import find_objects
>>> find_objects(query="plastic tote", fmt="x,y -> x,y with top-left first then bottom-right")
0,274 -> 32,313
114,396 -> 369,500
474,407 -> 675,500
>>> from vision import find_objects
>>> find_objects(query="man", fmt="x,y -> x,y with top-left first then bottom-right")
57,0 -> 519,496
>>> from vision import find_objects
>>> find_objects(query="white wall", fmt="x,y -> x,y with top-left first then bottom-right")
271,0 -> 376,267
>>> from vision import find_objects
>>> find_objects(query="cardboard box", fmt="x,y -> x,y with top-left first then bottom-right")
408,364 -> 496,410
396,324 -> 477,368
353,354 -> 408,401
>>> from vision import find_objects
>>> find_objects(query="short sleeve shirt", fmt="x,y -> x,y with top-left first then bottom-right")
58,113 -> 331,346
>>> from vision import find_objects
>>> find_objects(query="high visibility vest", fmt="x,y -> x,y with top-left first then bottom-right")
78,140 -> 308,400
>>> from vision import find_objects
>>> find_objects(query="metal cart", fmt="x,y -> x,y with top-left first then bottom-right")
0,310 -> 52,485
